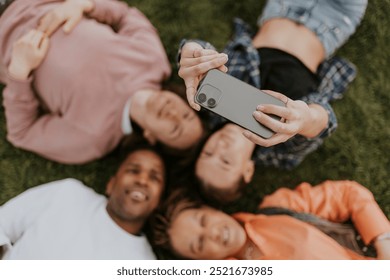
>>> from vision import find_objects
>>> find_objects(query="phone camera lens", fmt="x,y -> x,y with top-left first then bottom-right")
207,98 -> 216,108
197,93 -> 207,103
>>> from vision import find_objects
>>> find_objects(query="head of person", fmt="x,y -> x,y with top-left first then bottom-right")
195,123 -> 256,203
131,89 -> 204,151
151,188 -> 247,259
105,144 -> 167,232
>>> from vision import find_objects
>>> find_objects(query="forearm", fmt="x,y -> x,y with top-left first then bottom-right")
7,62 -> 31,81
299,103 -> 328,138
3,75 -> 41,140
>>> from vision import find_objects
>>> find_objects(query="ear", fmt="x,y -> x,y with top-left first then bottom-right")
105,177 -> 115,196
243,160 -> 255,183
143,130 -> 157,145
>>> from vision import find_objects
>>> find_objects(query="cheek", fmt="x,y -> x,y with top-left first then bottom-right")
149,184 -> 163,204
148,119 -> 172,137
116,175 -> 133,188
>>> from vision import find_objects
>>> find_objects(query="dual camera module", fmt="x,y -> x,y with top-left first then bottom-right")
196,93 -> 216,108
196,84 -> 222,108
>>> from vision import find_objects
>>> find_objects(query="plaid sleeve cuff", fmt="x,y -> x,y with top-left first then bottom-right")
301,94 -> 338,139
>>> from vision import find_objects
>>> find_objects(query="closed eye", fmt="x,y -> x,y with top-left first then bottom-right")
202,150 -> 212,157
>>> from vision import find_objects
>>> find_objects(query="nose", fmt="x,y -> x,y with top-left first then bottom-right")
166,108 -> 179,119
135,171 -> 149,187
216,136 -> 228,150
207,225 -> 222,243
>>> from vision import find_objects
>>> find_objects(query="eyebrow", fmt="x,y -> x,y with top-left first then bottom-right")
126,162 -> 163,176
125,163 -> 139,168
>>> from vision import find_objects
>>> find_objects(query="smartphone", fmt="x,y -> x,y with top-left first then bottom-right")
195,69 -> 286,139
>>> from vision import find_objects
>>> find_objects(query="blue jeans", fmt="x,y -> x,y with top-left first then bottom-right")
258,0 -> 368,57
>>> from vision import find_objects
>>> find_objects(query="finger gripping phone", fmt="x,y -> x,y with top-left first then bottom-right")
195,69 -> 286,139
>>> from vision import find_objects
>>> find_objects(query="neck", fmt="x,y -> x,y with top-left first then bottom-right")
129,89 -> 155,128
106,206 -> 144,235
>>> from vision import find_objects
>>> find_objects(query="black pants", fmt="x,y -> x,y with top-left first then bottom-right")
0,0 -> 15,16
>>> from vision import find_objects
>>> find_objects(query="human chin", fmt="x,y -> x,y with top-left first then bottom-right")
122,203 -> 152,220
225,219 -> 246,254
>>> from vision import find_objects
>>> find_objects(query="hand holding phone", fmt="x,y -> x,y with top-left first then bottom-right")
196,69 -> 286,139
178,42 -> 228,111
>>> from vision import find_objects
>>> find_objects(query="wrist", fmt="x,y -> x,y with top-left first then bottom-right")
8,62 -> 31,81
374,232 -> 390,245
299,104 -> 327,138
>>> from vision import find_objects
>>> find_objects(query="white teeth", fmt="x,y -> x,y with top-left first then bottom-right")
130,190 -> 147,202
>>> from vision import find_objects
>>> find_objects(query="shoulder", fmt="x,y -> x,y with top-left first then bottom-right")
29,178 -> 98,198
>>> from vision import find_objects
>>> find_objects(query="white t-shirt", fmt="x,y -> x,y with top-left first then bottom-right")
0,178 -> 156,260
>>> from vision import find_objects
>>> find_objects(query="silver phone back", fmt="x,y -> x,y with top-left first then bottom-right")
196,69 -> 285,139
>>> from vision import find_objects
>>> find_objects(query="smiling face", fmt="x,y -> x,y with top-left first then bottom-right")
143,90 -> 203,149
168,206 -> 247,259
195,123 -> 255,194
106,149 -> 165,224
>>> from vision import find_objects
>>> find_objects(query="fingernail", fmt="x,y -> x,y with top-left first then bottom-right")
256,105 -> 265,111
253,111 -> 261,118
243,131 -> 251,138
218,55 -> 228,62
219,53 -> 228,60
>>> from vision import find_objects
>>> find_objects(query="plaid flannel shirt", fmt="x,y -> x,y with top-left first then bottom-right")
179,18 -> 356,170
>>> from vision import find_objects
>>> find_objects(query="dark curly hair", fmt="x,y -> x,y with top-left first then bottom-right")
148,187 -> 204,259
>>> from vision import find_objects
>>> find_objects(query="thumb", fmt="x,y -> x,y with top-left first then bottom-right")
39,36 -> 50,55
186,85 -> 201,111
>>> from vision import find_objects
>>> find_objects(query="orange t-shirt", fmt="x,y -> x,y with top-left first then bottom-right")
232,180 -> 390,260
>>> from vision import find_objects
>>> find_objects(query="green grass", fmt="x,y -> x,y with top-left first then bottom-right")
1,0 -> 389,223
